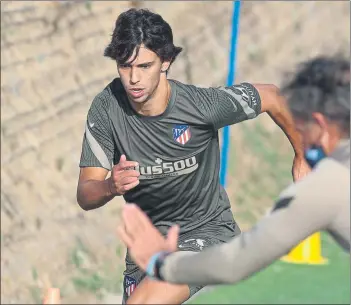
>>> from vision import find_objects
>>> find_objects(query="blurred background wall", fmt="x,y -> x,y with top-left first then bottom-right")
1,1 -> 349,303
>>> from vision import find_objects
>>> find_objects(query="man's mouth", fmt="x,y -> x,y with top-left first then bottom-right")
129,88 -> 145,98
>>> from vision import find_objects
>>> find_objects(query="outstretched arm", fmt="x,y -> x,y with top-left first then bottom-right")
160,168 -> 339,285
195,83 -> 310,181
117,170 -> 334,286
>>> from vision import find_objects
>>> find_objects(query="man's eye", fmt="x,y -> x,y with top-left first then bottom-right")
119,64 -> 130,69
140,65 -> 151,69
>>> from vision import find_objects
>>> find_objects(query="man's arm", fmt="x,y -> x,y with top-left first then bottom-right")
77,95 -> 140,210
77,94 -> 116,210
77,156 -> 140,211
254,84 -> 310,181
195,83 -> 309,180
116,171 -> 335,285
254,84 -> 304,157
77,167 -> 116,211
161,178 -> 332,285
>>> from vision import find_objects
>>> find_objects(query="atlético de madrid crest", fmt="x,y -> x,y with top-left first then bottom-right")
173,124 -> 191,145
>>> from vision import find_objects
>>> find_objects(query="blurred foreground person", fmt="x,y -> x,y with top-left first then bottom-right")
117,55 -> 350,287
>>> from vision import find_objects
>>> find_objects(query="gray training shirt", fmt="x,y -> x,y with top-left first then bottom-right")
79,78 -> 261,237
161,139 -> 350,285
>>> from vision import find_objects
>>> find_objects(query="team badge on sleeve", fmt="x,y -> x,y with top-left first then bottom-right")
124,275 -> 137,297
173,124 -> 191,145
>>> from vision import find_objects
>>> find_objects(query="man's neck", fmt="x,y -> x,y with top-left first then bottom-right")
129,77 -> 170,117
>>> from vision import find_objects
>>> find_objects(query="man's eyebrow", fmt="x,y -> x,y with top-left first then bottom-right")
136,61 -> 154,66
119,61 -> 154,67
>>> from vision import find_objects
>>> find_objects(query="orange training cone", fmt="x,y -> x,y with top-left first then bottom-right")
280,232 -> 328,265
43,288 -> 61,304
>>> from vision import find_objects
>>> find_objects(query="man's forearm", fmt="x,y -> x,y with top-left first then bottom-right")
160,193 -> 328,286
267,98 -> 304,156
77,178 -> 117,211
160,227 -> 285,286
254,84 -> 304,157
160,226 -> 287,286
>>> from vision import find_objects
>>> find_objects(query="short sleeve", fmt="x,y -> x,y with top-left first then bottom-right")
194,82 -> 262,130
79,94 -> 114,171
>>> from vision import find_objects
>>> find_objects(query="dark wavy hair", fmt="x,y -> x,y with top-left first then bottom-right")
104,8 -> 182,68
282,55 -> 350,135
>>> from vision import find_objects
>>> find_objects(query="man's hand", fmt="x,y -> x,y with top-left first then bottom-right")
292,155 -> 311,182
117,204 -> 179,271
108,155 -> 140,195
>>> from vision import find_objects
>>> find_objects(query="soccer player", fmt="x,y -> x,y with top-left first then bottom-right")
77,8 -> 309,304
117,55 -> 350,289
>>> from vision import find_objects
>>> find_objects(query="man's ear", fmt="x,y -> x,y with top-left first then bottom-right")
312,112 -> 334,153
312,112 -> 329,131
161,60 -> 171,73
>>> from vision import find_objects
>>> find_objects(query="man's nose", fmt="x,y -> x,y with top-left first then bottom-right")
130,67 -> 140,84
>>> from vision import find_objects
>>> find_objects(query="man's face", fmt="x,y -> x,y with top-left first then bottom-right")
294,112 -> 344,156
117,45 -> 170,104
294,117 -> 322,150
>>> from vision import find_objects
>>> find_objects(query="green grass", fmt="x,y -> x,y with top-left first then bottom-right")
190,233 -> 350,304
68,238 -> 123,300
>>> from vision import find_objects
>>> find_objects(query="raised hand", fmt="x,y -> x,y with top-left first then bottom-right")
117,204 -> 179,271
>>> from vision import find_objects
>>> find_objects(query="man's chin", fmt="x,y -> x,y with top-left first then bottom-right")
127,93 -> 149,104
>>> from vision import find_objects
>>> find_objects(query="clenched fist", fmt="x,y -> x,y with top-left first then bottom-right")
108,154 -> 140,195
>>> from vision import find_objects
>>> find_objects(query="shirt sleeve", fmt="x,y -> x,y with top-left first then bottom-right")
79,94 -> 114,171
160,169 -> 336,286
194,82 -> 262,130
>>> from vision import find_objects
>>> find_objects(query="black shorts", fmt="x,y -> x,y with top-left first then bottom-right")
122,221 -> 241,303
